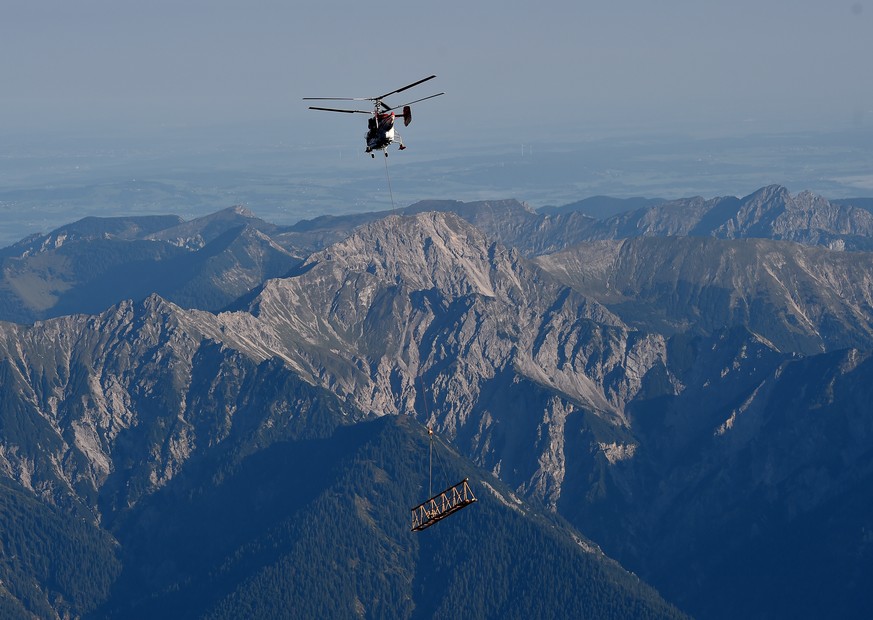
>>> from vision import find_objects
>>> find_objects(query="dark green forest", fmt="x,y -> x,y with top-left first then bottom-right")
75,415 -> 684,619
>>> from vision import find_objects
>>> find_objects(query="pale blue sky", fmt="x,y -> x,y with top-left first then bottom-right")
2,0 -> 871,141
1,0 -> 873,244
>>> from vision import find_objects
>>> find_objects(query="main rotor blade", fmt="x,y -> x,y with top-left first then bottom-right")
304,76 -> 437,105
385,92 -> 445,111
308,106 -> 372,114
303,97 -> 372,101
375,75 -> 436,101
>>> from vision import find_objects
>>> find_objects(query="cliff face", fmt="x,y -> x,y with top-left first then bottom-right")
535,235 -> 873,354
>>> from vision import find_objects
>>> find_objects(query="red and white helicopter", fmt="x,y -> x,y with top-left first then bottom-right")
304,75 -> 444,158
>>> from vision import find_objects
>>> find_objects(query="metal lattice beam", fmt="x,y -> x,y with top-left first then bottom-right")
411,478 -> 477,532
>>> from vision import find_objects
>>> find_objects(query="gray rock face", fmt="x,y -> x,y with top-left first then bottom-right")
535,235 -> 873,354
221,212 -> 657,507
588,185 -> 873,250
0,294 -> 345,520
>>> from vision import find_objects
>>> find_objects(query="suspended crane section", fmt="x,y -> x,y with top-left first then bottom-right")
411,478 -> 477,532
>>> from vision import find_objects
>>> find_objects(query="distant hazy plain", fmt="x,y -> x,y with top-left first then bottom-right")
1,124 -> 871,248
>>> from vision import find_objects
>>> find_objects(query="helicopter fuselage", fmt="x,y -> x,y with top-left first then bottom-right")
366,112 -> 396,153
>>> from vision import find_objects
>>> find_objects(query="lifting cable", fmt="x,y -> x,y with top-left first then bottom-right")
411,378 -> 477,532
418,377 -> 449,497
384,154 -> 397,214
419,376 -> 437,497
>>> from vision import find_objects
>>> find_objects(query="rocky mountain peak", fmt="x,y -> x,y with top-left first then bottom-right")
144,205 -> 272,250
228,204 -> 255,217
746,184 -> 791,202
300,211 -> 504,298
0,214 -> 185,259
719,185 -> 873,243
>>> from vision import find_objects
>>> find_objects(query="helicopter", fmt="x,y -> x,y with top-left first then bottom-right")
304,75 -> 444,158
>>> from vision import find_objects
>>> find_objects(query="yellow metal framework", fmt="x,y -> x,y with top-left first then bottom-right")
410,478 -> 477,532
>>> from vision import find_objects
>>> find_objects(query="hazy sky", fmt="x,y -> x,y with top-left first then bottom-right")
2,0 -> 871,142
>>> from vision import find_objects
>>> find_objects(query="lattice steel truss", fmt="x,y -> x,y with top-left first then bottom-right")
411,478 -> 477,532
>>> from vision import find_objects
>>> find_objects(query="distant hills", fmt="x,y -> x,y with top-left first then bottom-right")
2,185 -> 873,618
538,195 -> 667,218
6,185 -> 873,325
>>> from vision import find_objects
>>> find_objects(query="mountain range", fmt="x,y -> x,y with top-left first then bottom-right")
1,185 -> 872,618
